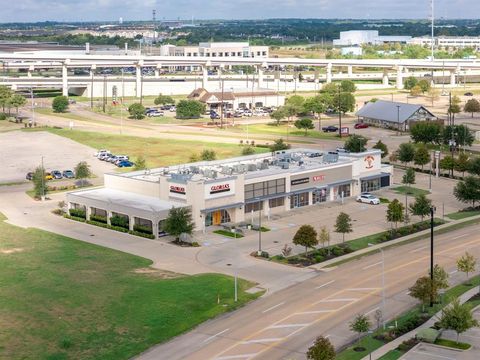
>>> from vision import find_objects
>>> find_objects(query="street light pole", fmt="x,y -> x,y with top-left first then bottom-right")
257,205 -> 262,256
430,206 -> 435,308
369,243 -> 386,329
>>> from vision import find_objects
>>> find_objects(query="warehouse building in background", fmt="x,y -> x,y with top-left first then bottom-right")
67,149 -> 392,238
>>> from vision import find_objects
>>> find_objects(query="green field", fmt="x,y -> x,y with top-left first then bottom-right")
446,210 -> 480,220
41,128 -> 269,168
0,216 -> 260,360
391,186 -> 431,197
229,123 -> 342,141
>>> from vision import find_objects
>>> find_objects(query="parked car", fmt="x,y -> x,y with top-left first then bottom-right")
356,194 -> 380,205
117,160 -> 134,168
160,105 -> 172,111
322,125 -> 338,133
336,148 -> 350,154
464,92 -> 474,96
99,153 -> 112,161
147,110 -> 164,117
51,170 -> 63,179
169,106 -> 176,112
114,156 -> 129,165
354,123 -> 369,129
26,172 -> 34,180
45,172 -> 53,181
95,149 -> 110,157
243,110 -> 253,117
62,170 -> 75,178
210,111 -> 220,120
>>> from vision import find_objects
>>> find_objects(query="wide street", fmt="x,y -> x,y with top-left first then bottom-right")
138,224 -> 480,360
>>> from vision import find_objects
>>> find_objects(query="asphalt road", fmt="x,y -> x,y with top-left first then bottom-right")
137,224 -> 480,360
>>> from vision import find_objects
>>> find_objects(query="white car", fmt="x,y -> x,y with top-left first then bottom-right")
95,149 -> 110,157
356,193 -> 380,205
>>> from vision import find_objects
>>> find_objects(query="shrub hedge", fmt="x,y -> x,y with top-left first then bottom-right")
69,208 -> 86,219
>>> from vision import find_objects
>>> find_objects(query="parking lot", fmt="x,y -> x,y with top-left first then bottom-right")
0,130 -> 115,184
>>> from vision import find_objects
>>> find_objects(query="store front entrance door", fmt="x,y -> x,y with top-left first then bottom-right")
213,211 -> 222,226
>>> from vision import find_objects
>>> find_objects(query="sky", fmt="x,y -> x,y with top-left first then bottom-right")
0,0 -> 479,23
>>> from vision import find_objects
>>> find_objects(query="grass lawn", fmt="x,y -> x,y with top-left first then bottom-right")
435,338 -> 471,350
0,216 -> 260,360
213,229 -> 245,238
378,349 -> 404,360
230,123 -> 342,141
391,186 -> 430,197
36,108 -> 94,123
0,120 -> 23,132
446,210 -> 480,220
40,128 -> 269,168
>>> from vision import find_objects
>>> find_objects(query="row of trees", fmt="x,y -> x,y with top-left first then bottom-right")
128,99 -> 205,120
0,85 -> 27,119
410,122 -> 474,148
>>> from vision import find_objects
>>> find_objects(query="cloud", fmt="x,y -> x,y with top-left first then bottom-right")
0,0 -> 478,22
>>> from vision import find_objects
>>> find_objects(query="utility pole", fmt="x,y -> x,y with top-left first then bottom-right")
257,207 -> 262,256
220,79 -> 224,129
41,156 -> 45,201
429,206 -> 435,307
431,0 -> 435,60
102,75 -> 107,113
152,10 -> 157,45
337,86 -> 342,138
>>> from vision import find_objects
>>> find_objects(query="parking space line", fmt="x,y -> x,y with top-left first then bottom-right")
268,323 -> 310,329
411,351 -> 455,360
449,270 -> 458,275
215,353 -> 259,360
452,234 -> 468,240
315,280 -> 335,289
296,310 -> 334,315
203,328 -> 230,343
348,288 -> 380,291
365,307 -> 380,316
363,261 -> 382,270
316,298 -> 359,303
262,301 -> 285,314
410,245 -> 427,253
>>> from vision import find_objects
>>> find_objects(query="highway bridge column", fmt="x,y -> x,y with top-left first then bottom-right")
382,69 -> 389,86
326,63 -> 332,84
27,65 -> 34,78
154,64 -> 161,78
396,65 -> 404,90
202,65 -> 209,88
347,65 -> 353,77
257,66 -> 264,88
450,69 -> 457,87
218,65 -> 223,89
135,62 -> 143,99
89,65 -> 96,108
62,62 -> 69,97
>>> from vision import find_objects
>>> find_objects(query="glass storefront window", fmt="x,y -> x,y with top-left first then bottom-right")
245,178 -> 285,200
268,197 -> 285,208
290,192 -> 309,209
361,178 -> 381,193
205,209 -> 231,226
245,201 -> 263,213
313,188 -> 328,204
335,184 -> 351,199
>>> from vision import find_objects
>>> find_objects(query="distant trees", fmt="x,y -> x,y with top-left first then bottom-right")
154,94 -> 175,105
464,98 -> 480,118
410,122 -> 442,144
134,156 -> 147,171
9,94 -> 26,119
413,143 -> 430,171
128,103 -> 145,119
409,276 -> 438,312
448,95 -> 462,122
74,161 -> 92,187
32,166 -> 47,198
349,314 -> 371,346
397,143 -> 415,167
344,134 -> 368,153
176,100 -> 205,119
270,138 -> 291,152
453,176 -> 480,208
293,224 -> 318,255
52,95 -> 69,113
335,212 -> 353,243
404,76 -> 418,90
200,149 -> 217,161
270,108 -> 286,126
372,140 -> 388,158
340,80 -> 356,93
294,118 -> 315,135
318,226 -> 331,251
417,79 -> 431,93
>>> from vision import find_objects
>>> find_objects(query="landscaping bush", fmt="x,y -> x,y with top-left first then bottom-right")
416,328 -> 439,343
317,248 -> 328,257
314,255 -> 325,263
0,113 -> 7,120
90,214 -> 107,224
133,224 -> 153,235
110,215 -> 129,229
86,220 -> 109,228
332,247 -> 344,257
109,225 -> 129,233
129,230 -> 155,239
69,208 -> 86,219
397,338 -> 419,351
64,214 -> 86,223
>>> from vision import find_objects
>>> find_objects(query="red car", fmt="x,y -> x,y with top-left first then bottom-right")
354,123 -> 369,129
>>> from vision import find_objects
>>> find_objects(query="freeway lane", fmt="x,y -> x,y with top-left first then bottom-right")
136,224 -> 480,360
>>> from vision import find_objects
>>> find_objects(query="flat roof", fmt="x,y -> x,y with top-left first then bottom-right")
68,188 -> 184,213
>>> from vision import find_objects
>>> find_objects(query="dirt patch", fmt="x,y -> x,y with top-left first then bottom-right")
133,268 -> 181,279
0,247 -> 24,254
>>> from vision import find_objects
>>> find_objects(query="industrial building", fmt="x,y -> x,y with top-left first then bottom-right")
67,149 -> 392,238
356,100 -> 437,131
409,36 -> 480,51
160,42 -> 269,58
333,30 -> 411,46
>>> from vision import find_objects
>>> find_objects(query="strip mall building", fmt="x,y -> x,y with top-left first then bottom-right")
67,149 -> 393,238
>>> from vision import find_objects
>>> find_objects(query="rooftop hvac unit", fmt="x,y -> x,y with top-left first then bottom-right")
247,164 -> 257,171
324,153 -> 339,163
189,166 -> 200,174
259,162 -> 268,170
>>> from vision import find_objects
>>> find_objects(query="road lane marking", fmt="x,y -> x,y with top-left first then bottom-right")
262,301 -> 285,314
268,323 -> 311,329
452,234 -> 468,240
449,270 -> 458,275
362,261 -> 382,270
348,288 -> 380,291
365,307 -> 380,316
316,298 -> 359,303
315,280 -> 335,289
242,338 -> 284,344
411,351 -> 455,360
215,354 -> 259,360
203,328 -> 230,343
296,310 -> 334,315
410,245 -> 427,253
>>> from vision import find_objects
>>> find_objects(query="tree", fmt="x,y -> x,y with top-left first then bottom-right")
468,157 -> 480,176
409,276 -> 438,312
409,194 -> 432,221
154,94 -> 175,105
410,122 -> 442,144
270,138 -> 291,152
306,336 -> 335,360
402,168 -> 416,187
303,95 -> 326,119
340,80 -> 356,93
320,82 -> 338,95
200,149 -> 217,161
335,212 -> 352,243
270,107 -> 286,126
410,85 -> 422,97
293,224 -> 318,255
397,143 -> 415,167
464,98 -> 480,118
439,155 -> 455,177
440,298 -> 479,343
334,92 -> 355,114
134,156 -> 147,171
414,144 -> 430,171
455,152 -> 470,177
163,207 -> 194,241
386,199 -> 405,230
318,226 -> 330,252
448,95 -> 462,123
427,87 -> 440,107
52,95 -> 69,113
443,125 -> 474,149
294,118 -> 315,136
417,79 -> 431,93
349,314 -> 371,345
128,103 -> 145,119
453,176 -> 480,208
457,252 -> 476,281
176,100 -> 205,119
74,161 -> 92,186
404,76 -> 418,90
0,85 -> 13,113
430,264 -> 449,290
9,94 -> 26,119
344,134 -> 368,153
285,94 -> 305,110
241,145 -> 256,155
32,166 -> 47,198
372,140 -> 388,158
